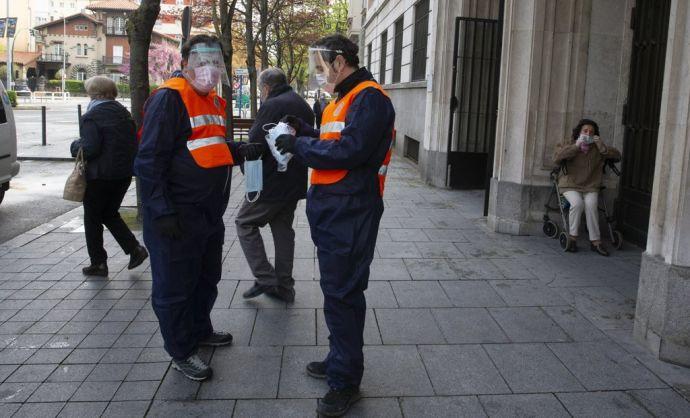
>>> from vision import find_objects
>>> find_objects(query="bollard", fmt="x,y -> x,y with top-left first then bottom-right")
77,104 -> 82,124
41,106 -> 47,146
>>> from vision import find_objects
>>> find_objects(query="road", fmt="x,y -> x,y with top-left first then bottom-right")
0,160 -> 80,244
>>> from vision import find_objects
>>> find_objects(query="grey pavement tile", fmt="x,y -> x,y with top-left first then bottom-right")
9,309 -> 50,322
0,364 -> 18,382
489,280 -> 569,306
488,307 -> 570,343
199,346 -> 282,399
125,362 -> 169,381
137,348 -> 171,363
63,348 -> 108,364
0,401 -> 20,417
57,401 -> 109,418
148,400 -> 236,418
233,399 -> 316,418
58,321 -> 99,335
71,381 -> 121,402
250,309 -> 315,346
102,310 -> 139,322
0,382 -> 40,403
376,242 -> 422,259
112,380 -> 160,401
554,286 -> 636,330
277,346 -> 329,398
113,333 -> 153,348
27,381 -> 80,402
86,363 -> 133,382
77,333 -> 120,349
47,364 -> 96,382
440,281 -> 506,307
6,364 -> 57,383
11,402 -> 65,418
490,258 -> 538,279
388,228 -> 429,242
26,321 -> 67,334
26,348 -> 73,365
154,367 -> 199,401
91,321 -> 130,335
390,281 -> 452,308
548,341 -> 666,390
124,321 -> 159,335
0,348 -> 37,364
479,394 -> 570,418
347,398 -> 402,418
0,321 -> 33,334
100,348 -> 144,364
400,396 -> 486,418
317,309 -> 381,346
432,308 -> 509,343
422,228 -> 469,242
71,310 -> 108,322
454,242 -> 515,259
404,259 -> 458,280
627,389 -> 690,418
375,308 -> 445,344
370,259 -> 411,281
415,242 -> 465,259
42,309 -> 80,322
484,343 -> 584,393
7,333 -> 52,349
101,401 -> 150,418
449,259 -> 504,280
290,281 -> 324,308
365,282 -> 399,308
419,345 -> 510,396
361,345 -> 434,397
542,306 -> 608,342
635,353 -> 690,389
557,391 -> 652,417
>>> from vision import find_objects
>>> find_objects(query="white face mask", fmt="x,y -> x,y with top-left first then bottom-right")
315,73 -> 328,87
191,65 -> 221,94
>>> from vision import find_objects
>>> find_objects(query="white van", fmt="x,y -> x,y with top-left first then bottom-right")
0,82 -> 20,205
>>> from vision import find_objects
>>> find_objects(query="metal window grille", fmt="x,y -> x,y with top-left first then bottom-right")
404,136 -> 420,163
393,17 -> 403,83
412,0 -> 429,81
379,30 -> 388,84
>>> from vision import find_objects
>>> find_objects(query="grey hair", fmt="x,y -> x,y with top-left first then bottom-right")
85,76 -> 118,100
258,67 -> 288,92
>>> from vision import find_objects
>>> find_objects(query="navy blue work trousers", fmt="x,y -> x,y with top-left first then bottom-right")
143,207 -> 224,360
306,188 -> 384,390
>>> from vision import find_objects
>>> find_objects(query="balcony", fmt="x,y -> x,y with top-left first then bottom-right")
106,26 -> 127,36
37,53 -> 70,63
102,56 -> 129,65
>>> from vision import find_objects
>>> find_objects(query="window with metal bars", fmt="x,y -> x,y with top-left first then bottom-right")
379,30 -> 388,84
392,17 -> 403,83
412,0 -> 429,81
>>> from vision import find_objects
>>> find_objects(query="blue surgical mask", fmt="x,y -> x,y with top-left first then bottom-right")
244,158 -> 263,202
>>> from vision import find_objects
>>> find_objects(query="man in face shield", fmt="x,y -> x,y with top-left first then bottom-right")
275,34 -> 395,416
134,35 -> 263,381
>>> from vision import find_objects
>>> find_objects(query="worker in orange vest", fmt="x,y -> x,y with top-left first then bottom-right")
276,34 -> 395,416
134,35 -> 263,381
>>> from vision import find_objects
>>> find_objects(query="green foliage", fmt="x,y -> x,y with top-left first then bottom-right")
46,79 -> 86,94
6,90 -> 16,107
0,65 -> 6,85
323,0 -> 349,34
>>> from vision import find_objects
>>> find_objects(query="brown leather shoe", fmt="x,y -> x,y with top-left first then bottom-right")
591,243 -> 609,257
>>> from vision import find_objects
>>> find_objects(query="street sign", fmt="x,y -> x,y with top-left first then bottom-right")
6,18 -> 17,38
235,68 -> 248,76
233,82 -> 240,89
0,19 -> 6,38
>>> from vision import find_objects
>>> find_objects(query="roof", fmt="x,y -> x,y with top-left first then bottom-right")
87,0 -> 139,11
1,51 -> 41,66
34,12 -> 101,29
152,30 -> 180,43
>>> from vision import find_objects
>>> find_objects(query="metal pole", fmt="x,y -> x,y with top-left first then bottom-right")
41,106 -> 46,146
62,12 -> 66,101
77,104 -> 81,125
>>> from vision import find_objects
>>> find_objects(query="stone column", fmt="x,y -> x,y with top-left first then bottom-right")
634,0 -> 690,367
488,0 -> 592,234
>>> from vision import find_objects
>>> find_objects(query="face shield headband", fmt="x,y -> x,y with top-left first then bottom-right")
183,44 -> 229,94
308,47 -> 344,93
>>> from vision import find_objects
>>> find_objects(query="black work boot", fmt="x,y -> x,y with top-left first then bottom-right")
82,262 -> 108,277
242,283 -> 271,299
317,387 -> 361,417
172,354 -> 212,381
199,331 -> 233,347
306,361 -> 327,379
128,245 -> 149,269
267,286 -> 296,303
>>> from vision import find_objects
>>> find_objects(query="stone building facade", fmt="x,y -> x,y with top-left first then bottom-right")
353,0 -> 690,366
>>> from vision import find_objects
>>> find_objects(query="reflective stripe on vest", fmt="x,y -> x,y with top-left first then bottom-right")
159,77 -> 233,168
311,80 -> 394,196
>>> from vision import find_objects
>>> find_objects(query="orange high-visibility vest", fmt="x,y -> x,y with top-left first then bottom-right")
159,77 -> 234,168
312,80 -> 393,196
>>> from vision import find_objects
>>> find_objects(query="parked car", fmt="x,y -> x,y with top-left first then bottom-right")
14,84 -> 31,97
0,82 -> 20,205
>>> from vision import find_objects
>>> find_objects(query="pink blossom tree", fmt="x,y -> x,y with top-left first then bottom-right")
120,42 -> 181,84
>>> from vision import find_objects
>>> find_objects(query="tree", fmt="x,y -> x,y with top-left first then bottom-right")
127,0 -> 161,129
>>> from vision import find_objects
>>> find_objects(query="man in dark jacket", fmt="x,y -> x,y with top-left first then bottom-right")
70,75 -> 148,277
237,67 -> 314,303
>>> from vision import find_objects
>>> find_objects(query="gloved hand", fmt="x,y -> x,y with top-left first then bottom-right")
280,115 -> 304,134
239,142 -> 265,160
154,215 -> 183,240
275,134 -> 296,155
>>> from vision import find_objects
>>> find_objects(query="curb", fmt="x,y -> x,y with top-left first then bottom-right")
18,156 -> 74,162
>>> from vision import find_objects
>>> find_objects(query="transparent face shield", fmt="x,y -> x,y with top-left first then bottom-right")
308,47 -> 342,94
183,44 -> 229,94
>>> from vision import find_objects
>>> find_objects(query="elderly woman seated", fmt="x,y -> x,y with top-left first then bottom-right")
553,119 -> 621,256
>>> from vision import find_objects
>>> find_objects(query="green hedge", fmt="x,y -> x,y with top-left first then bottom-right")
47,79 -> 86,94
6,91 -> 16,107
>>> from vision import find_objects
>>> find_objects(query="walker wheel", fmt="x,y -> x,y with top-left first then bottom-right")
543,221 -> 559,239
612,230 -> 624,250
559,232 -> 570,251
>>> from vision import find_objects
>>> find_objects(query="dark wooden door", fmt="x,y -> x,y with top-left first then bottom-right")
617,0 -> 671,247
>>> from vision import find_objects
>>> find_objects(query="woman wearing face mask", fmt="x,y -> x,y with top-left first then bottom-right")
553,119 -> 621,256
69,76 -> 148,276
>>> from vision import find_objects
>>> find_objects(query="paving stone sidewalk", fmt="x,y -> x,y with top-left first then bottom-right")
1,159 -> 689,417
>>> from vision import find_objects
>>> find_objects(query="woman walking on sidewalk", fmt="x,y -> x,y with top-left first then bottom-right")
70,76 -> 148,276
